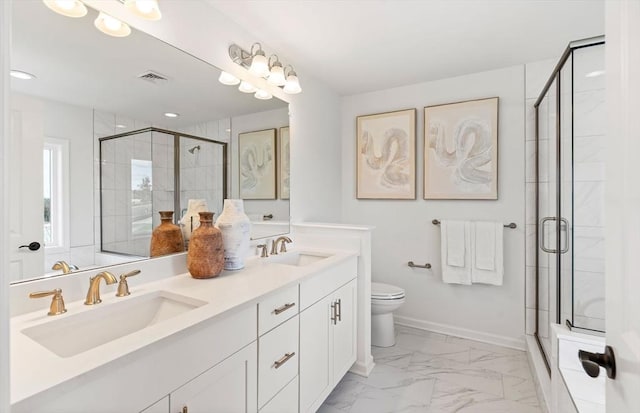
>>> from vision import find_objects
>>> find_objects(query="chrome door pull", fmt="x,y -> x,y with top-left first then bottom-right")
560,217 -> 570,254
540,216 -> 557,253
274,302 -> 296,315
273,352 -> 296,369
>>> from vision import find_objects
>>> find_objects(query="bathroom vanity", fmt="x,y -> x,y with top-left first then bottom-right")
11,249 -> 358,413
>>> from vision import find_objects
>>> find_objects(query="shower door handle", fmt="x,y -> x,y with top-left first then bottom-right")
559,217 -> 570,254
540,217 -> 557,253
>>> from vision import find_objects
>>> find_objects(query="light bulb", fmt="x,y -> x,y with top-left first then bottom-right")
43,0 -> 88,17
254,89 -> 273,100
283,73 -> 302,94
249,51 -> 269,77
267,64 -> 286,86
124,0 -> 162,21
164,112 -> 179,118
218,71 -> 241,86
94,12 -> 132,37
238,81 -> 257,93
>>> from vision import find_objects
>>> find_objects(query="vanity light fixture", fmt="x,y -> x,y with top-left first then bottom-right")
227,42 -> 302,95
254,89 -> 273,100
283,66 -> 302,94
94,11 -> 132,37
124,0 -> 162,21
42,0 -> 88,18
10,70 -> 37,80
238,81 -> 257,94
164,112 -> 179,118
218,71 -> 241,86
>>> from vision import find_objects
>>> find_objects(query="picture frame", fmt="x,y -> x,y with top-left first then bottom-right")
239,128 -> 277,200
279,126 -> 290,200
356,108 -> 416,199
423,97 -> 499,200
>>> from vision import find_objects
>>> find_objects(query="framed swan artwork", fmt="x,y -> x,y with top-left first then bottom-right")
239,128 -> 277,200
423,97 -> 499,200
356,108 -> 417,199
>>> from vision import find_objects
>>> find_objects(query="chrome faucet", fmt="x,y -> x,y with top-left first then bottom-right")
85,271 -> 118,305
51,260 -> 78,274
270,236 -> 292,255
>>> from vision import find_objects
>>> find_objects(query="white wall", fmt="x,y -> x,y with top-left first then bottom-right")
341,66 -> 526,347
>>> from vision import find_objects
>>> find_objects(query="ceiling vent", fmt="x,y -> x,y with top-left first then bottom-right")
138,70 -> 169,85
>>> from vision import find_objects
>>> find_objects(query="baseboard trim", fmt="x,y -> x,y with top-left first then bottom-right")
349,358 -> 375,377
394,315 -> 526,351
525,335 -> 551,413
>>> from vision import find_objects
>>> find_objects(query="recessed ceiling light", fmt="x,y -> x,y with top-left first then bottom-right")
115,124 -> 127,129
10,70 -> 36,80
164,112 -> 179,118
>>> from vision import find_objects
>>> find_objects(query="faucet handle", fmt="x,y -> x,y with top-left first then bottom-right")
29,288 -> 67,316
257,244 -> 268,258
116,270 -> 141,297
270,239 -> 279,255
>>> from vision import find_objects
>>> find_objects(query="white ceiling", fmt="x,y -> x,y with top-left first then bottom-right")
209,0 -> 605,96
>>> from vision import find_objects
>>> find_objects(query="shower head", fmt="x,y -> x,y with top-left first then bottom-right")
188,145 -> 201,154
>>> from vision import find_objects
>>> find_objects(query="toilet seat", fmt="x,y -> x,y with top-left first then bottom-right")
371,282 -> 405,300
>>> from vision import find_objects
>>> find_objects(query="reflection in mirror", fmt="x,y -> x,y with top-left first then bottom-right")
9,1 -> 289,284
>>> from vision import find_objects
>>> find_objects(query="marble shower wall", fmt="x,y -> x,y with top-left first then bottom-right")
524,44 -> 606,338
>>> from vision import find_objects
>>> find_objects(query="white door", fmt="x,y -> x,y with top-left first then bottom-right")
604,0 -> 640,410
9,94 -> 44,281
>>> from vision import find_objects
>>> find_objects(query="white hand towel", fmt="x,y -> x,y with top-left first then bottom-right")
471,221 -> 504,285
441,220 -> 471,285
445,220 -> 466,267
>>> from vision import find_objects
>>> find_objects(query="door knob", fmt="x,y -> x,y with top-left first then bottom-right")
578,345 -> 616,379
19,241 -> 41,251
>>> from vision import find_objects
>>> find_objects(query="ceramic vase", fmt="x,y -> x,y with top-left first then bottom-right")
180,199 -> 209,244
187,212 -> 225,278
215,199 -> 251,270
150,211 -> 185,257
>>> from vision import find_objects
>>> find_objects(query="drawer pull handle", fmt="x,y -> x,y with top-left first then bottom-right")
331,301 -> 338,325
336,298 -> 342,322
274,352 -> 296,369
274,302 -> 296,315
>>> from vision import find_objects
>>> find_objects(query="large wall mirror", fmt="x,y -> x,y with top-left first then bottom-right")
9,1 -> 290,284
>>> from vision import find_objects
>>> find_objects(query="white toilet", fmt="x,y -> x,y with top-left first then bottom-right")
371,282 -> 406,347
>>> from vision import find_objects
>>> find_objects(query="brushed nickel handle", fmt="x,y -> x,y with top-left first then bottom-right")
331,301 -> 338,325
274,352 -> 295,369
540,216 -> 557,253
274,302 -> 296,315
336,298 -> 342,322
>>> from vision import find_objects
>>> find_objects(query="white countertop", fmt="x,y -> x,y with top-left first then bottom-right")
11,248 -> 357,404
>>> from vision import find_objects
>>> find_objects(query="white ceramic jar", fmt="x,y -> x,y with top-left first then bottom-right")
180,199 -> 208,243
215,199 -> 251,270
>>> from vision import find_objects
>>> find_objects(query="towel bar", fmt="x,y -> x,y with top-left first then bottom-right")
408,261 -> 431,269
432,219 -> 516,229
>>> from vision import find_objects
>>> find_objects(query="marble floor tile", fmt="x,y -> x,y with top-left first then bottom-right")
320,326 -> 543,413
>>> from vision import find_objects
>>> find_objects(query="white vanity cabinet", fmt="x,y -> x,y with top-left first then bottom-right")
299,257 -> 358,413
169,342 -> 258,413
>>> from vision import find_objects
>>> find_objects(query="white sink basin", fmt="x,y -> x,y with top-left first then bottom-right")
22,291 -> 207,358
268,251 -> 332,267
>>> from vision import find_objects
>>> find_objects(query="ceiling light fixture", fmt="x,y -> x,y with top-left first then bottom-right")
238,81 -> 257,94
10,70 -> 37,80
164,112 -> 179,118
42,0 -> 88,18
254,89 -> 273,100
218,71 -> 240,86
94,11 -> 132,37
227,42 -> 302,95
124,0 -> 162,21
586,70 -> 605,78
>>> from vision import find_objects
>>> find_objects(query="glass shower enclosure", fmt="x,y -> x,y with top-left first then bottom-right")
534,36 -> 605,369
99,127 -> 227,257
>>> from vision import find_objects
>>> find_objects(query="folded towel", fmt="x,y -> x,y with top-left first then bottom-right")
471,221 -> 504,285
441,220 -> 471,285
446,221 -> 466,267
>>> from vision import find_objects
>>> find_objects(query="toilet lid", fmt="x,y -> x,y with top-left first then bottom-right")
371,282 -> 405,299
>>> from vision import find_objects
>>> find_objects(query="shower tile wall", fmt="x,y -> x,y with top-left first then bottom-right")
524,45 -> 606,337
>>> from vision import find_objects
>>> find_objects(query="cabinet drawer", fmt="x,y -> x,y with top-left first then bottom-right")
258,284 -> 299,336
258,315 -> 299,408
259,376 -> 298,413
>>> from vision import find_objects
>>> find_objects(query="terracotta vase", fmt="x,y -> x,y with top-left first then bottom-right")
150,211 -> 185,257
187,212 -> 225,279
215,199 -> 251,270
